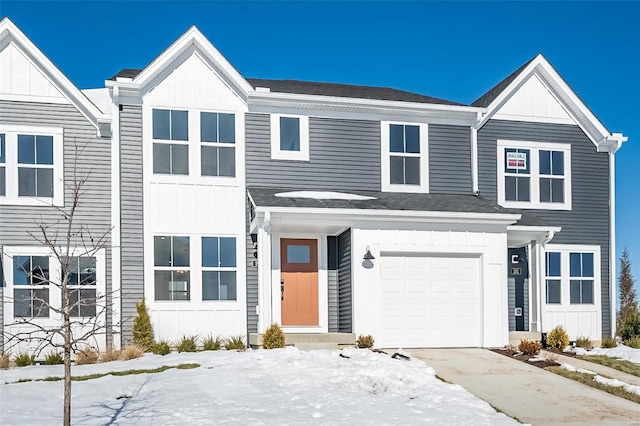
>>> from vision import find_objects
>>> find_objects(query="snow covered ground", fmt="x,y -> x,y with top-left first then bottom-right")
0,347 -> 519,425
572,343 -> 640,364
560,362 -> 640,396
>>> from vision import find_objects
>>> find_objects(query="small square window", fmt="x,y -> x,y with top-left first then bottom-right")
287,245 -> 311,264
546,280 -> 561,304
280,117 -> 300,152
153,143 -> 189,175
153,109 -> 188,141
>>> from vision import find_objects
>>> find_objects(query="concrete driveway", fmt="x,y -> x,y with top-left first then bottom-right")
411,348 -> 640,425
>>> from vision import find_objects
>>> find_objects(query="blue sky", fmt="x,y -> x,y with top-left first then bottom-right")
3,1 -> 640,289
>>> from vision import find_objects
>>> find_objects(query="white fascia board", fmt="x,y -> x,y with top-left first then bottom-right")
0,18 -> 109,136
130,26 -> 253,100
254,206 -> 521,226
248,91 -> 485,125
507,225 -> 562,233
478,54 -> 627,147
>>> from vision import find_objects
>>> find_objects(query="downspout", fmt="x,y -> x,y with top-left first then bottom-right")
610,151 -> 617,337
471,113 -> 481,194
110,86 -> 122,349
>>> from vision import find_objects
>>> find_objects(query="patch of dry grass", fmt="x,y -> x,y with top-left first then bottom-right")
120,345 -> 144,360
99,349 -> 122,363
546,366 -> 640,405
0,352 -> 10,369
75,348 -> 99,365
577,355 -> 640,378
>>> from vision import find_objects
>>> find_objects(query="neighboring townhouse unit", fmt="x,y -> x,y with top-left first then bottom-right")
0,18 -> 112,353
0,18 -> 627,353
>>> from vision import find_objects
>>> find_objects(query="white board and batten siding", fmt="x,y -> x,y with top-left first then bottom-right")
351,228 -> 509,348
141,52 -> 248,341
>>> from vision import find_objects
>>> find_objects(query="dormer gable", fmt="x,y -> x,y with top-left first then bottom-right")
473,54 -> 627,152
0,18 -> 110,137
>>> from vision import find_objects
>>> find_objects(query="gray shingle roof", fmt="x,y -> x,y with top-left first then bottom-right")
247,78 -> 463,106
248,187 -> 508,215
471,55 -> 537,107
109,68 -> 142,81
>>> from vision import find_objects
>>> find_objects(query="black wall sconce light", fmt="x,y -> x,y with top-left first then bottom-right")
363,246 -> 375,261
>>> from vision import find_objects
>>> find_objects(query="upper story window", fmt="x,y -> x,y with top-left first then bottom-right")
497,140 -> 571,210
0,126 -> 63,206
544,245 -> 598,307
202,237 -> 237,301
381,122 -> 429,193
270,114 -> 310,161
154,236 -> 190,301
152,109 -> 189,175
201,112 -> 235,177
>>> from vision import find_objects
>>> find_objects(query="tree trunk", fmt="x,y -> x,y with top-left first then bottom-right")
64,307 -> 71,425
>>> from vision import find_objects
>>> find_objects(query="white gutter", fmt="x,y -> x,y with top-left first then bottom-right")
471,113 -> 481,194
254,206 -> 520,226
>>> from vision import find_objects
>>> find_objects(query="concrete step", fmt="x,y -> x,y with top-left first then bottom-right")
249,332 -> 355,348
509,331 -> 542,347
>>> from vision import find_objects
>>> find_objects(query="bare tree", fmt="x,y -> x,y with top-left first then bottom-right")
3,144 -> 114,426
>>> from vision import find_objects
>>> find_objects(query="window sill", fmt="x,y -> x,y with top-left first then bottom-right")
270,151 -> 309,162
0,196 -> 63,207
381,184 -> 429,194
499,200 -> 572,211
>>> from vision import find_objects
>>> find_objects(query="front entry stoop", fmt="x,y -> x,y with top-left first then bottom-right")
249,332 -> 355,350
509,331 -> 542,347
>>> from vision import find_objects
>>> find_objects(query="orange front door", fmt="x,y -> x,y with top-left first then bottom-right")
281,239 -> 318,326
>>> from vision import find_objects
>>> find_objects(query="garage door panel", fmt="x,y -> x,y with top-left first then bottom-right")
377,255 -> 480,348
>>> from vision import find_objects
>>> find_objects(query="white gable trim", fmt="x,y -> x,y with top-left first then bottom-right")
477,54 -> 627,152
0,18 -> 110,137
124,26 -> 253,103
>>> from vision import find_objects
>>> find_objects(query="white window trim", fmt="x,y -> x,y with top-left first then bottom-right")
0,125 -> 64,206
542,244 -> 600,309
201,236 -> 238,302
2,246 -> 106,323
197,110 -> 238,181
497,139 -> 572,210
270,114 -> 309,161
381,121 -> 429,193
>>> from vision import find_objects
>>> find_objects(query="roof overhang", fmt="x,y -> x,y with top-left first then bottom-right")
0,18 -> 111,137
106,26 -> 253,104
507,225 -> 562,247
477,54 -> 627,152
249,91 -> 486,125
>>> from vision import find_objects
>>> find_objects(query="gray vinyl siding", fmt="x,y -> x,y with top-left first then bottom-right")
119,104 -> 144,344
337,229 -> 352,333
328,236 -> 338,332
478,120 -> 611,337
246,200 -> 258,334
0,100 -> 112,346
429,125 -> 472,194
246,114 -> 381,191
508,278 -> 529,332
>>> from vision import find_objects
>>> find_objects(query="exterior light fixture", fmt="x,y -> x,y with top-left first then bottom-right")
363,246 -> 375,261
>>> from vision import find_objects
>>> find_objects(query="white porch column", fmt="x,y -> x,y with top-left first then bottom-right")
257,214 -> 272,334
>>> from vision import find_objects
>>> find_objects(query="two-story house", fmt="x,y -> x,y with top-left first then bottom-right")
0,18 -> 113,353
1,18 -> 627,353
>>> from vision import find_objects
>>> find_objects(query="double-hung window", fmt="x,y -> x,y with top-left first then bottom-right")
65,257 -> 97,317
152,109 -> 189,175
0,126 -> 63,205
570,252 -> 594,304
13,255 -> 50,318
270,114 -> 309,161
201,112 -> 235,177
382,122 -> 428,192
544,246 -> 598,306
202,237 -> 237,300
497,140 -> 571,210
154,236 -> 190,301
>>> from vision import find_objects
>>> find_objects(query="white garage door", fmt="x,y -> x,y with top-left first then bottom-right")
377,255 -> 481,348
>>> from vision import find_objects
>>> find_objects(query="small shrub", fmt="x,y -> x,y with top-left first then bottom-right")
14,353 -> 36,367
44,351 -> 64,365
75,348 -> 99,365
224,335 -> 246,350
99,349 -> 122,363
547,325 -> 570,350
620,312 -> 640,342
518,339 -> 542,356
176,335 -> 198,353
202,335 -> 223,351
625,336 -> 640,349
356,334 -> 375,349
120,345 -> 144,360
152,340 -> 172,355
601,336 -> 617,348
575,336 -> 593,350
262,323 -> 286,349
132,297 -> 154,351
0,352 -> 10,369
